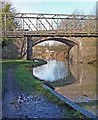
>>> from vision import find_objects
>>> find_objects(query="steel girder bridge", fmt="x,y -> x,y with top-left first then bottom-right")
1,13 -> 97,38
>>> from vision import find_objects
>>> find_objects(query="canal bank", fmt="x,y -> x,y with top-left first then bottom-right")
2,59 -> 84,118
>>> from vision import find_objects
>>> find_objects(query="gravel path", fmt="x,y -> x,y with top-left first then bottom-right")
2,67 -> 71,119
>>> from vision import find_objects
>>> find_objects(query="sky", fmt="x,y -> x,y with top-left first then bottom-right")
8,0 -> 97,15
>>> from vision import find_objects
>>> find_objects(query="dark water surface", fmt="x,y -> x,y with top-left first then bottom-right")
33,59 -> 97,116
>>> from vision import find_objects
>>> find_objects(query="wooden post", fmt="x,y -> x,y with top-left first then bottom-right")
27,36 -> 33,60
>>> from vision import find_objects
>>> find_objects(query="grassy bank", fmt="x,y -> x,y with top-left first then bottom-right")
2,59 -> 46,92
14,61 -> 66,106
2,59 -> 84,118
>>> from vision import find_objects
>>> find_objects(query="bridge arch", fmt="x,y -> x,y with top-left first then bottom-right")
32,37 -> 79,62
32,37 -> 78,48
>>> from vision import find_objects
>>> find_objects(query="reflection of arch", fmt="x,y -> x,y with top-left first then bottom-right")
33,37 -> 78,47
50,70 -> 76,87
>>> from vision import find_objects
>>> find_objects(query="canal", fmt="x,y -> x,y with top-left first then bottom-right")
33,58 -> 97,116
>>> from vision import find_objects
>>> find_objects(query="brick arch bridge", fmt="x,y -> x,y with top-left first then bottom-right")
27,35 -> 96,63
32,37 -> 79,59
27,37 -> 80,62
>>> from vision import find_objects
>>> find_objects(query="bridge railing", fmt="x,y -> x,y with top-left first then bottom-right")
0,12 -> 97,37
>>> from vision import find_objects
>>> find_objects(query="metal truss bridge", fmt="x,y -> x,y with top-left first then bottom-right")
1,13 -> 97,38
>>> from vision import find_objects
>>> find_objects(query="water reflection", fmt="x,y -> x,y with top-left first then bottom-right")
55,62 -> 97,115
32,59 -> 97,116
51,70 -> 76,87
33,59 -> 69,82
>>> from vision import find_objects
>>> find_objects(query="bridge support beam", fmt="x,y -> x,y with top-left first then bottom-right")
27,36 -> 33,60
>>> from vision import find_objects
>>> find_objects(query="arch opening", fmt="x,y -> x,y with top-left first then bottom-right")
32,37 -> 79,62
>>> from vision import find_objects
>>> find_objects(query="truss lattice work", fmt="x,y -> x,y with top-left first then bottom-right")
1,13 -> 97,37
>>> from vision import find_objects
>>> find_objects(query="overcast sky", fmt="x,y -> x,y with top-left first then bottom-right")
9,0 -> 97,15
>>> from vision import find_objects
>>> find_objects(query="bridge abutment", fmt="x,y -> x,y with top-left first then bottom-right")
27,36 -> 33,60
69,38 -> 96,63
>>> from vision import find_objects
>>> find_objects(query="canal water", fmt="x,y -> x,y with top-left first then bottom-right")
33,59 -> 97,116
